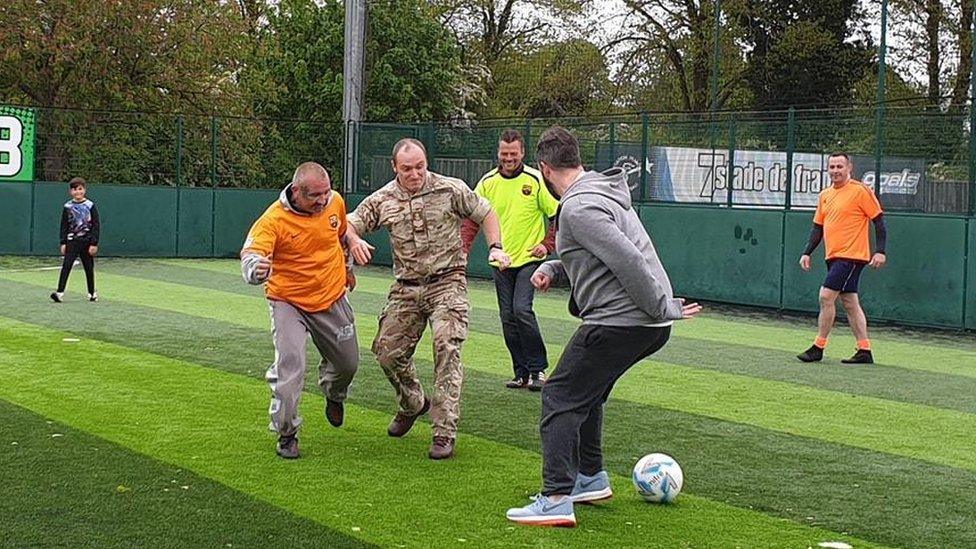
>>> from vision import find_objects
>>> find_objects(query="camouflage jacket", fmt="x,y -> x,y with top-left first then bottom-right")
348,171 -> 491,281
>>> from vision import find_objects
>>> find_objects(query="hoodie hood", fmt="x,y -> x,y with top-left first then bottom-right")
279,184 -> 306,215
561,167 -> 631,211
279,183 -> 333,216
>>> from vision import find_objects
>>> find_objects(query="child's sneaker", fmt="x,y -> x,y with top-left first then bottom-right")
50,292 -> 64,303
88,292 -> 98,302
506,495 -> 576,527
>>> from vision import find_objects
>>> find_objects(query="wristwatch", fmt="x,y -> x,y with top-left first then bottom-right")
488,242 -> 504,251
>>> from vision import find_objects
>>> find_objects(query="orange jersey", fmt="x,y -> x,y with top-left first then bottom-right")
243,189 -> 348,313
813,180 -> 883,261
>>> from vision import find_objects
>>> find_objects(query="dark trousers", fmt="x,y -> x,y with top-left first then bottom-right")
540,324 -> 671,495
57,240 -> 96,294
491,263 -> 548,379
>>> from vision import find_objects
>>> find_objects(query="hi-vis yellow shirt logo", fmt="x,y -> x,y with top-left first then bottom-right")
521,184 -> 533,196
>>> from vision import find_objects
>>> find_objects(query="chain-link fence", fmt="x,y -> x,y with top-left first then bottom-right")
27,107 -> 346,190
353,106 -> 975,215
9,104 -> 975,215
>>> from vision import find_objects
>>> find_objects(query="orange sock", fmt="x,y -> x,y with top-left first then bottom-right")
857,339 -> 871,351
814,337 -> 828,349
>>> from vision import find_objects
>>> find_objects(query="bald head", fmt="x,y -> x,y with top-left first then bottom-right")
292,162 -> 330,189
290,162 -> 332,214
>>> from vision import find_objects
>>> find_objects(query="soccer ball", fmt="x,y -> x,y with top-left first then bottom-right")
632,453 -> 683,503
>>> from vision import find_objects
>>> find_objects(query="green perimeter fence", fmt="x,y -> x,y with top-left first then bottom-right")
1,106 -> 975,329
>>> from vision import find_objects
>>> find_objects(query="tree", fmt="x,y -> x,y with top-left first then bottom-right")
607,0 -> 749,112
432,0 -> 593,117
730,0 -> 875,109
887,0 -> 974,108
0,0 -> 252,182
485,39 -> 614,118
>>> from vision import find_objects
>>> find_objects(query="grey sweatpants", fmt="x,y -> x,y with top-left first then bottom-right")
266,296 -> 359,437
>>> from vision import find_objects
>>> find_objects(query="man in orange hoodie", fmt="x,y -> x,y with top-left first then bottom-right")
241,162 -> 358,459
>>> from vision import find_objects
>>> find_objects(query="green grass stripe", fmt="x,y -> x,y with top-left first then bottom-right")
0,401 -> 372,548
69,260 -> 976,415
2,276 -> 972,548
0,317 -> 878,549
4,267 -> 976,473
156,258 -> 976,378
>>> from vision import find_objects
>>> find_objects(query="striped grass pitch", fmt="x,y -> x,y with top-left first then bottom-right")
1,257 -> 974,548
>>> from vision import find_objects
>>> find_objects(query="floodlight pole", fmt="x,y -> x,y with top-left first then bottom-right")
343,0 -> 366,194
874,0 -> 888,196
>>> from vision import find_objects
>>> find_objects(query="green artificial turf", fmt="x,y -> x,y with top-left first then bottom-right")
3,257 -> 975,547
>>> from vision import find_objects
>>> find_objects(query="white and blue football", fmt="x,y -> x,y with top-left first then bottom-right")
632,453 -> 684,503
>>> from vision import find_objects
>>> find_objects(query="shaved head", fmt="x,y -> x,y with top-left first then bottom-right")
292,162 -> 329,188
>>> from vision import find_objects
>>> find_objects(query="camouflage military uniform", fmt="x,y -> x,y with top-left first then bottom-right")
348,172 -> 491,439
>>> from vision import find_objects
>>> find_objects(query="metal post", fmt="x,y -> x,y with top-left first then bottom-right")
210,115 -> 217,257
175,115 -> 183,256
970,0 -> 976,215
523,119 -> 533,163
727,116 -> 736,207
785,107 -> 796,209
175,116 -> 183,188
209,115 -> 218,188
608,122 -> 617,170
343,0 -> 366,193
874,0 -> 888,196
710,0 -> 721,112
640,112 -> 649,202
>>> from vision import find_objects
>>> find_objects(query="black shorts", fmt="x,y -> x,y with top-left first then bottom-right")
823,258 -> 867,293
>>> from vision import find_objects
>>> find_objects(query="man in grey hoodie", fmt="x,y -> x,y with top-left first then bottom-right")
506,127 -> 701,528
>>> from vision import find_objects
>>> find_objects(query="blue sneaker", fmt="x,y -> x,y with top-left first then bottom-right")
571,470 -> 612,503
506,495 -> 576,527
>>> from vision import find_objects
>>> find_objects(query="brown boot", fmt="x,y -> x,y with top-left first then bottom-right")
428,435 -> 455,460
325,399 -> 344,427
387,397 -> 430,437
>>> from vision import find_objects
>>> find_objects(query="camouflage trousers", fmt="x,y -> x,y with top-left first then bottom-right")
372,271 -> 469,439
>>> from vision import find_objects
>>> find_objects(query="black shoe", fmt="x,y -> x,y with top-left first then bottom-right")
505,377 -> 528,389
325,399 -> 344,427
797,345 -> 824,362
276,435 -> 299,459
842,349 -> 874,364
50,292 -> 63,303
527,373 -> 546,392
88,292 -> 98,302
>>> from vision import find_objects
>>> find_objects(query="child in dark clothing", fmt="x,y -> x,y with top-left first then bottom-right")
50,177 -> 100,303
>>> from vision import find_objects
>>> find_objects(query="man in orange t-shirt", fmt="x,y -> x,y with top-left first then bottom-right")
798,152 -> 888,364
241,162 -> 358,459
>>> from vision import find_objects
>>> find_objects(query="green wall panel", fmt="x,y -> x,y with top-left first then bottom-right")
94,185 -> 177,256
639,205 -> 785,307
177,188 -> 215,257
782,211 -> 827,313
0,183 -> 32,254
787,211 -> 967,328
966,219 -> 976,329
31,183 -> 70,255
213,188 -> 280,257
856,215 -> 966,328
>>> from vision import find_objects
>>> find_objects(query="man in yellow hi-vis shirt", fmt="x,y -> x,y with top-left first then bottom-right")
462,129 -> 559,391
